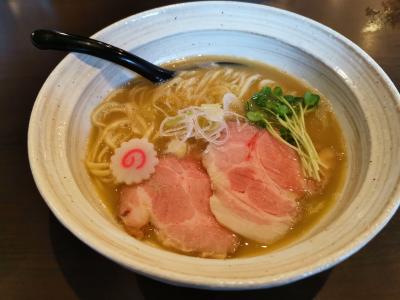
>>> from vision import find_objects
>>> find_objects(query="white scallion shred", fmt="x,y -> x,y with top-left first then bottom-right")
159,93 -> 244,145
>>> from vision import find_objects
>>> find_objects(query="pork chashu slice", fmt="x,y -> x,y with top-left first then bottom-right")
203,122 -> 311,243
119,156 -> 239,258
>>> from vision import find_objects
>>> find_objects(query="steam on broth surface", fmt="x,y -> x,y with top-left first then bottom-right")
86,56 -> 346,258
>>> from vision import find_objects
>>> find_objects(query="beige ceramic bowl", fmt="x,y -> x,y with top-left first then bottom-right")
28,1 -> 400,289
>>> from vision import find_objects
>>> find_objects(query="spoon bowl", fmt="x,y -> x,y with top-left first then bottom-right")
31,29 -> 244,83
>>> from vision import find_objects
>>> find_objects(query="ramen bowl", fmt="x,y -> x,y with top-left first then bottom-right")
28,1 -> 400,289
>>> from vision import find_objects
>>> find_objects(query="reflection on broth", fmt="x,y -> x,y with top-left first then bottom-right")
86,56 -> 347,258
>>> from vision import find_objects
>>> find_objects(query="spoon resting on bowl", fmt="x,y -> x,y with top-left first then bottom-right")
31,29 -> 242,84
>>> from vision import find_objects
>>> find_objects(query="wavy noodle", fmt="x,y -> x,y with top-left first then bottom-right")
86,66 -> 271,184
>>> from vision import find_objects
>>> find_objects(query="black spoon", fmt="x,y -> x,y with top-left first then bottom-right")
31,29 -> 176,84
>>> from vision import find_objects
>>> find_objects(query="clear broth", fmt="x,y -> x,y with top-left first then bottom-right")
87,56 -> 347,258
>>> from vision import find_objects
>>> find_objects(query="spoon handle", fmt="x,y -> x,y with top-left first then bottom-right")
31,29 -> 175,83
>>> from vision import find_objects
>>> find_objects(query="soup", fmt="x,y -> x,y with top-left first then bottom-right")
86,56 -> 346,258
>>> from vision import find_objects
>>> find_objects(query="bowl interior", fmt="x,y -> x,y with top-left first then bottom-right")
29,2 -> 400,289
70,29 -> 367,239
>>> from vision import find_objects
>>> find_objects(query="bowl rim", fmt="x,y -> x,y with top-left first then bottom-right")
28,1 -> 400,289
